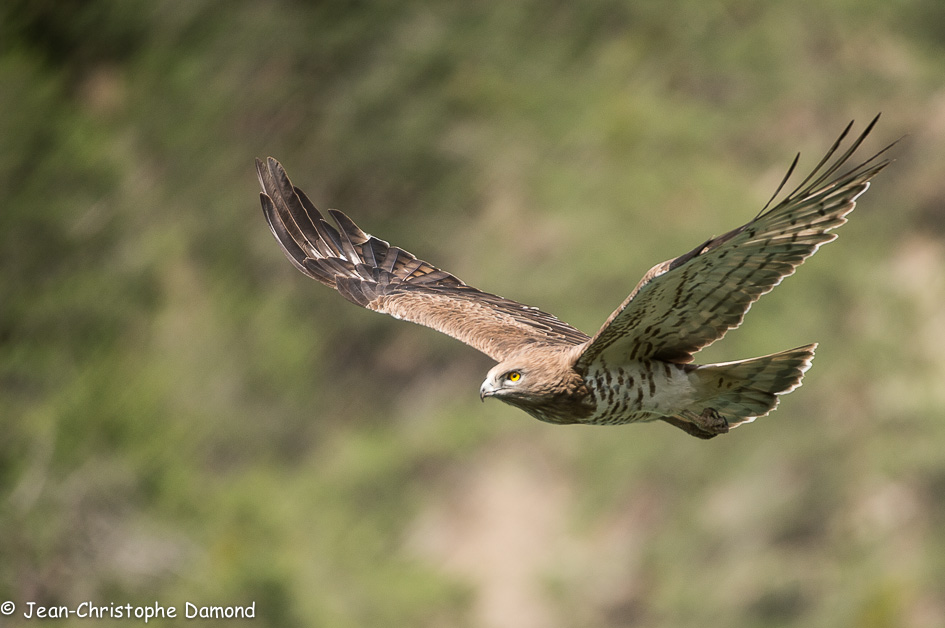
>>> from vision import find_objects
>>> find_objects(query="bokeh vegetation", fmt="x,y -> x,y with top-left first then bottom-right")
2,1 -> 944,626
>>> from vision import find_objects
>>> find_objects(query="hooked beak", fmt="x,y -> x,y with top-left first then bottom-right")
479,380 -> 496,402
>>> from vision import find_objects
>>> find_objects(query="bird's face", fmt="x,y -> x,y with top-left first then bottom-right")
480,364 -> 529,402
479,356 -> 590,424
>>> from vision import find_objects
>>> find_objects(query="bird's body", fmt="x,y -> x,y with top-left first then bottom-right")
258,117 -> 892,438
478,341 -> 814,436
584,359 -> 699,425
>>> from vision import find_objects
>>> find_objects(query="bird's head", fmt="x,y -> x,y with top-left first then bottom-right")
479,356 -> 589,425
479,355 -> 571,405
480,363 -> 532,403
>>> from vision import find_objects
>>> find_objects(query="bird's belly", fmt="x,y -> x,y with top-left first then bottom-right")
583,360 -> 696,425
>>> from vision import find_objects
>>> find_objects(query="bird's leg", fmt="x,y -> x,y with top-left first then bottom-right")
692,407 -> 729,435
661,415 -> 719,439
669,408 -> 729,438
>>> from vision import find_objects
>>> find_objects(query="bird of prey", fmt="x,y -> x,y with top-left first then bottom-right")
257,117 -> 891,438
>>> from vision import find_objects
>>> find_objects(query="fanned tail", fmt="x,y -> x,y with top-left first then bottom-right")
684,344 -> 817,428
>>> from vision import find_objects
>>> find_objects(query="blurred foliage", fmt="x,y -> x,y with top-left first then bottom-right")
2,1 -> 945,627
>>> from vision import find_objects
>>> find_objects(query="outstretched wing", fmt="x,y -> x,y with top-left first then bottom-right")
257,157 -> 589,362
576,115 -> 893,369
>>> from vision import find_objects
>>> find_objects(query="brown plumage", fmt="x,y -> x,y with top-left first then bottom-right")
258,116 -> 893,438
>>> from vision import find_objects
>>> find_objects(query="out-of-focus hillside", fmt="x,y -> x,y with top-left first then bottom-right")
2,1 -> 944,626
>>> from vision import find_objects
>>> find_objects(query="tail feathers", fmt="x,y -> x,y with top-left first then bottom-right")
685,344 -> 817,428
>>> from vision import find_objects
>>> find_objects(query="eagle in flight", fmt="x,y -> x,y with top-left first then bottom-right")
257,117 -> 891,438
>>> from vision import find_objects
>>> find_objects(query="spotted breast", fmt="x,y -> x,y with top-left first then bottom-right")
583,359 -> 698,425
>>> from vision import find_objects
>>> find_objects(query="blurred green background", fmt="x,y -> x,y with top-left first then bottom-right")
2,1 -> 944,626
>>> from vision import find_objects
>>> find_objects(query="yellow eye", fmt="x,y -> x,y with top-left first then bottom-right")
507,371 -> 521,382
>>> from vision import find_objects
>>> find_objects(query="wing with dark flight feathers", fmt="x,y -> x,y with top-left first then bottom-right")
257,157 -> 589,362
576,115 -> 894,370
